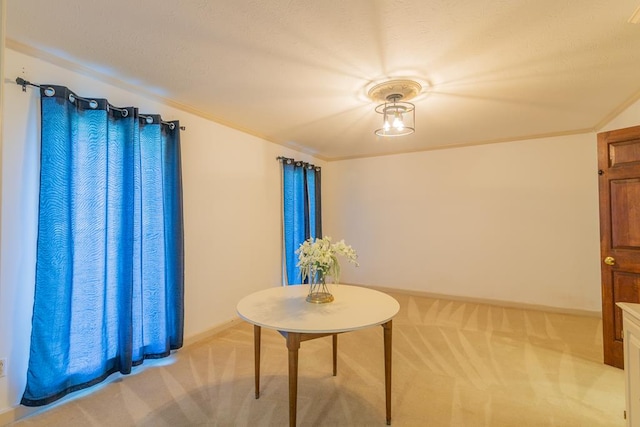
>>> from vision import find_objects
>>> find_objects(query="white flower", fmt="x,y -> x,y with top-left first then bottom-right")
295,236 -> 359,283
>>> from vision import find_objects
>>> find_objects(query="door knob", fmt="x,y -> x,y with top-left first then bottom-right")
604,256 -> 616,266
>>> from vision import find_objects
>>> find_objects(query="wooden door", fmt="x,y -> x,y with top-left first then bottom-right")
598,125 -> 640,368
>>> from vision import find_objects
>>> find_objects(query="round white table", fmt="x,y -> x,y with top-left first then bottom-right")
237,284 -> 400,426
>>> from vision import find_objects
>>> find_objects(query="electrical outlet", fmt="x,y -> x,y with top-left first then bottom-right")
0,358 -> 6,377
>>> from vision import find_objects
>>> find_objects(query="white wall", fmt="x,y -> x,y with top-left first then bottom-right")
0,48 -> 321,415
601,99 -> 640,133
324,132 -> 608,312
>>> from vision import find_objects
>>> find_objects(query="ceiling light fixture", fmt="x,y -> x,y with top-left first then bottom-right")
368,79 -> 422,137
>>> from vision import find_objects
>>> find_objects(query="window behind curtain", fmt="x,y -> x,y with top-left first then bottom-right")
21,85 -> 184,407
281,158 -> 322,285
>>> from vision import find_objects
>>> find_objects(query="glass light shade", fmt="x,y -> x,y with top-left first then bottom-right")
374,100 -> 415,137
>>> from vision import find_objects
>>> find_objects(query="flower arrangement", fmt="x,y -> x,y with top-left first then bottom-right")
296,236 -> 359,284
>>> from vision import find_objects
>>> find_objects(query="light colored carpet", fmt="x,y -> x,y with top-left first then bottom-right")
9,292 -> 625,426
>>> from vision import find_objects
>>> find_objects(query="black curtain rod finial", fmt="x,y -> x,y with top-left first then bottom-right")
16,77 -> 41,92
16,77 -> 29,92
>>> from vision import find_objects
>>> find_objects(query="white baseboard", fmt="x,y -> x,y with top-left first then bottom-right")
183,317 -> 242,347
343,283 -> 603,318
0,404 -> 39,426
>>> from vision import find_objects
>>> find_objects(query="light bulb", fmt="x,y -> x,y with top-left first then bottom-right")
383,120 -> 391,131
392,116 -> 404,130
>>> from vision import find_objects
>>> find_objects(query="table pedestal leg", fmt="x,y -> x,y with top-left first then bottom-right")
287,332 -> 301,427
254,325 -> 261,399
383,320 -> 392,425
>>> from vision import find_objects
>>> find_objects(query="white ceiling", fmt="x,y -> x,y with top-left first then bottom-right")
6,0 -> 640,160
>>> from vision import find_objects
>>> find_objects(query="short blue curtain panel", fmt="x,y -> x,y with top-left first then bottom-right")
282,159 -> 322,285
21,86 -> 184,406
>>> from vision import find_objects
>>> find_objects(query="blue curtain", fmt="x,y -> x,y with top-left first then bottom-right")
21,85 -> 184,407
282,158 -> 322,285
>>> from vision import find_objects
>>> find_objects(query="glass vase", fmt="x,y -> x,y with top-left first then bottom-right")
306,271 -> 334,304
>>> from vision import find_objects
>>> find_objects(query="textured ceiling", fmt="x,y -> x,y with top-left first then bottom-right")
6,0 -> 640,160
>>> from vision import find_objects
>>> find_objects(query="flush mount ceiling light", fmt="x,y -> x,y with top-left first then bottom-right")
368,79 -> 422,137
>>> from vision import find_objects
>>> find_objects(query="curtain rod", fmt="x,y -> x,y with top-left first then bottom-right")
15,77 -> 186,131
276,156 -> 321,170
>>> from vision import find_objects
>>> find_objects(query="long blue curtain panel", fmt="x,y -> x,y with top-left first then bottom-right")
21,85 -> 184,406
282,159 -> 322,285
